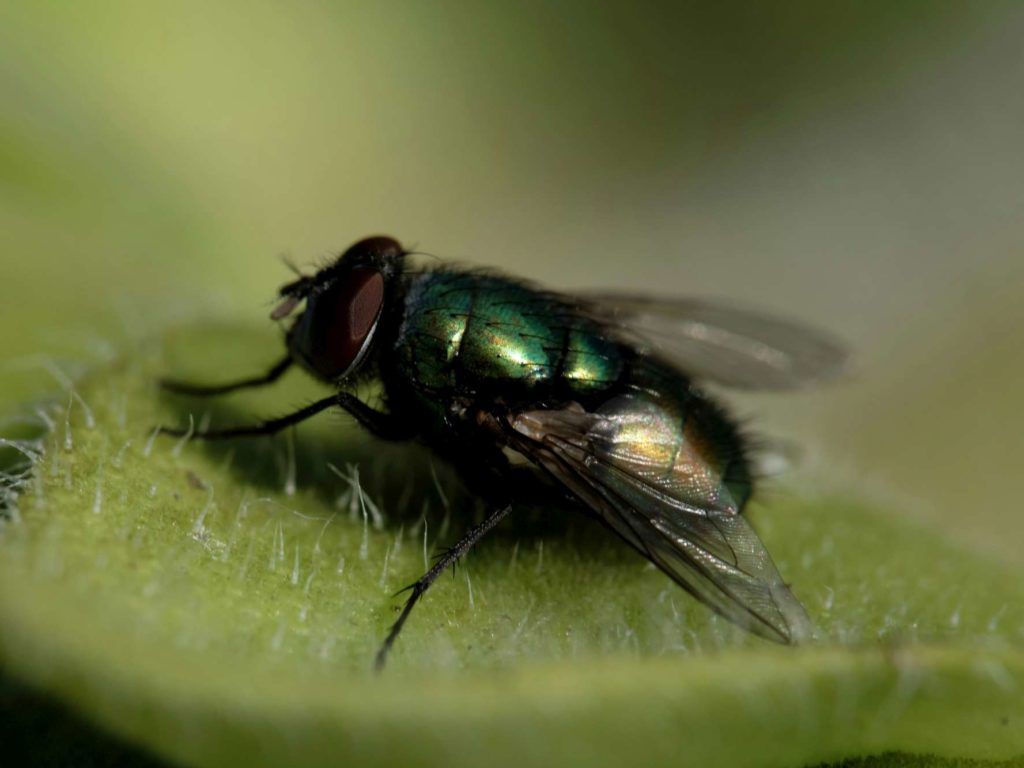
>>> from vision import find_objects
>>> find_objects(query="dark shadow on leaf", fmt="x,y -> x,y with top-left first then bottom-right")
0,670 -> 166,768
156,389 -> 626,562
813,753 -> 1023,767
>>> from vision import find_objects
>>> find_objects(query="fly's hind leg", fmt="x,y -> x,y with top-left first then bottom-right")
372,432 -> 561,670
160,355 -> 293,397
375,503 -> 514,671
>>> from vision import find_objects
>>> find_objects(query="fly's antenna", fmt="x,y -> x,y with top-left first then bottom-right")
277,276 -> 313,298
264,256 -> 313,319
270,272 -> 316,321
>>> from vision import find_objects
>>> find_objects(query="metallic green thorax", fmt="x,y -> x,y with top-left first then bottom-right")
394,271 -> 624,399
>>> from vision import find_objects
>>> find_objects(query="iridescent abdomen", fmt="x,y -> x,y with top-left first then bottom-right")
394,271 -> 625,401
592,362 -> 753,512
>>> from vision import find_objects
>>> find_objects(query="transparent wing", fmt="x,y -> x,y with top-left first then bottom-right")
583,293 -> 849,390
507,399 -> 814,644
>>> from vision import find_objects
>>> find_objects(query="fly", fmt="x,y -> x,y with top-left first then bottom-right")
158,235 -> 848,669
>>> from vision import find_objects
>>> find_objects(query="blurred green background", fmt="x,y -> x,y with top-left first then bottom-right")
2,2 -> 1023,765
4,1 -> 1023,557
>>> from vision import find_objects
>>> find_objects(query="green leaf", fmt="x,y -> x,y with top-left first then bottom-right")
0,324 -> 1021,767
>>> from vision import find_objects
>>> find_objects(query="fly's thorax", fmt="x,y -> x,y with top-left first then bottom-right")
393,270 -> 626,403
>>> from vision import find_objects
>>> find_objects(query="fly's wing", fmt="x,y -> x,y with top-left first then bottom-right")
507,396 -> 814,644
582,293 -> 849,390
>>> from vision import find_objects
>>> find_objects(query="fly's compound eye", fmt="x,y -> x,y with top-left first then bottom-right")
345,235 -> 403,261
296,266 -> 386,380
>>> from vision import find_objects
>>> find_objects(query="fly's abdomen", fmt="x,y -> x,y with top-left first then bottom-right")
396,271 -> 624,400
613,362 -> 754,510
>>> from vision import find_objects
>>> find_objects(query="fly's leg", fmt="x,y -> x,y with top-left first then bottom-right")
156,392 -> 416,441
375,503 -> 513,671
160,356 -> 293,396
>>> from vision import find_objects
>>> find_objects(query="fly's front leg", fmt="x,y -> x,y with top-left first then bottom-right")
156,392 -> 416,441
160,356 -> 293,396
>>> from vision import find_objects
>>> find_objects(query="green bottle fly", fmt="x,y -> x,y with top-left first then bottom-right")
160,236 -> 847,668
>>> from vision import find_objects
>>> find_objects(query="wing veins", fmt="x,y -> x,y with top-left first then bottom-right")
507,407 -> 812,644
582,292 -> 849,390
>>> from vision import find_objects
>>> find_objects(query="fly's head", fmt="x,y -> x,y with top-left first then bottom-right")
273,236 -> 405,383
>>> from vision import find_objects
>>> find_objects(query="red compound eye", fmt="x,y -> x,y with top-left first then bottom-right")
331,268 -> 385,366
309,266 -> 385,378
